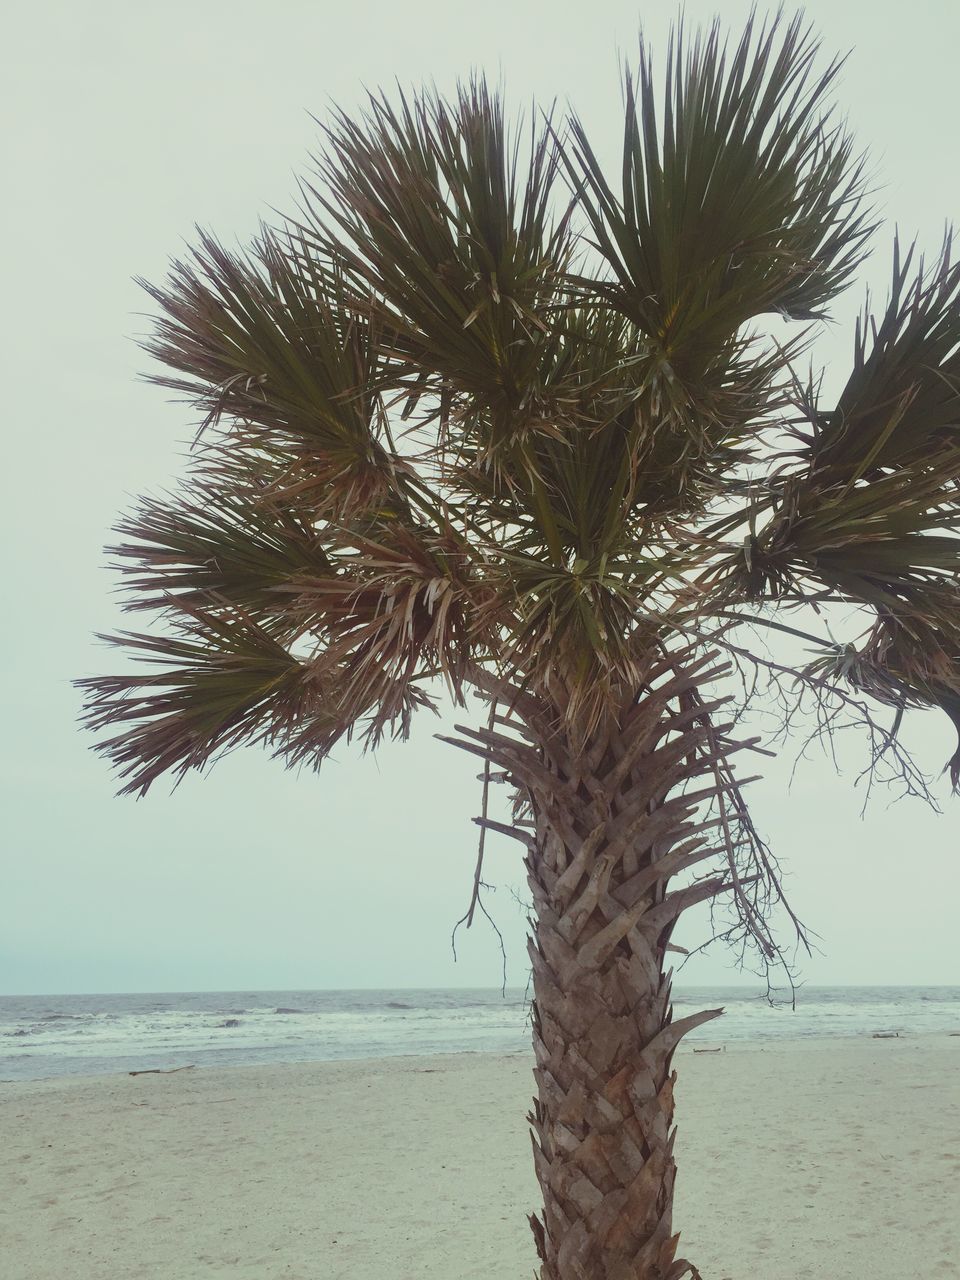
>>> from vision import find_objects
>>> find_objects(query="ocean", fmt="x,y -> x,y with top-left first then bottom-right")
1,986 -> 958,1083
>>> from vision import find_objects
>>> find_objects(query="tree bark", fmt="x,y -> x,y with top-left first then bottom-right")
515,664 -> 730,1279
449,657 -> 744,1277
526,837 -> 718,1280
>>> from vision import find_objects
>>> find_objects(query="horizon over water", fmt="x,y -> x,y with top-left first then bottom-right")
2,986 -> 958,1083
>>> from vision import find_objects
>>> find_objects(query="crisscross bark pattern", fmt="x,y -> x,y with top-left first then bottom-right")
524,668 -> 729,1279
453,657 -> 739,1279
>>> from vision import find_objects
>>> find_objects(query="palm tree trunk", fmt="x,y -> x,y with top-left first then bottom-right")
526,822 -> 719,1280
452,655 -> 737,1279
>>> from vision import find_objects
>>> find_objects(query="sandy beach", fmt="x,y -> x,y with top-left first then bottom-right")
2,1038 -> 958,1279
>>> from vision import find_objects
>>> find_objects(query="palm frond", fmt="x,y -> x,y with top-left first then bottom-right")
700,238 -> 960,778
80,510 -> 481,793
78,606 -> 332,797
713,238 -> 960,608
140,228 -> 402,519
565,11 -> 870,364
793,234 -> 960,476
109,482 -> 333,622
302,79 -> 571,421
716,459 -> 960,601
291,524 -> 477,702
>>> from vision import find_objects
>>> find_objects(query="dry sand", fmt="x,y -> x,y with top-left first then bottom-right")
2,1037 -> 959,1279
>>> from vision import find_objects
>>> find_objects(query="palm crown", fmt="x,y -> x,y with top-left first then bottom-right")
81,15 -> 959,800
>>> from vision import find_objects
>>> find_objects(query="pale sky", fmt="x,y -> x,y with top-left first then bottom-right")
2,0 -> 958,995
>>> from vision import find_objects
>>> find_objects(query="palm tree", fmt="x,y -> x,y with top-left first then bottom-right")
79,14 -> 960,1279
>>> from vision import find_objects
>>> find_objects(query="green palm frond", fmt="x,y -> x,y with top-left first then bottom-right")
140,229 -> 402,519
303,80 -> 571,419
551,11 -> 870,507
713,239 -> 960,610
566,13 -> 871,353
800,236 -> 960,476
109,483 -> 333,622
702,237 -> 960,775
444,301 -> 771,562
78,606 -> 333,797
718,460 -> 960,602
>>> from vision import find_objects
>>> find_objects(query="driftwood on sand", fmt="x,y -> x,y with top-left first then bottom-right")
128,1065 -> 196,1076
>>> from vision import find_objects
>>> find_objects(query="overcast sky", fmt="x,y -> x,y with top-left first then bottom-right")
3,0 -> 958,995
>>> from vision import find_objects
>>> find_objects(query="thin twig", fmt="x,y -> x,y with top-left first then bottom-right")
451,696 -> 497,959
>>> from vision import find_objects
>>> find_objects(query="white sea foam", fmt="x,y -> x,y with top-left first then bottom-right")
1,986 -> 958,1081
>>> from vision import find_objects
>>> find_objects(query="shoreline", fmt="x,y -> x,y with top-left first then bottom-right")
4,1026 -> 959,1087
4,1038 -> 959,1278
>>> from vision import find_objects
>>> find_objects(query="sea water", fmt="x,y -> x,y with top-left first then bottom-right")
1,986 -> 958,1082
